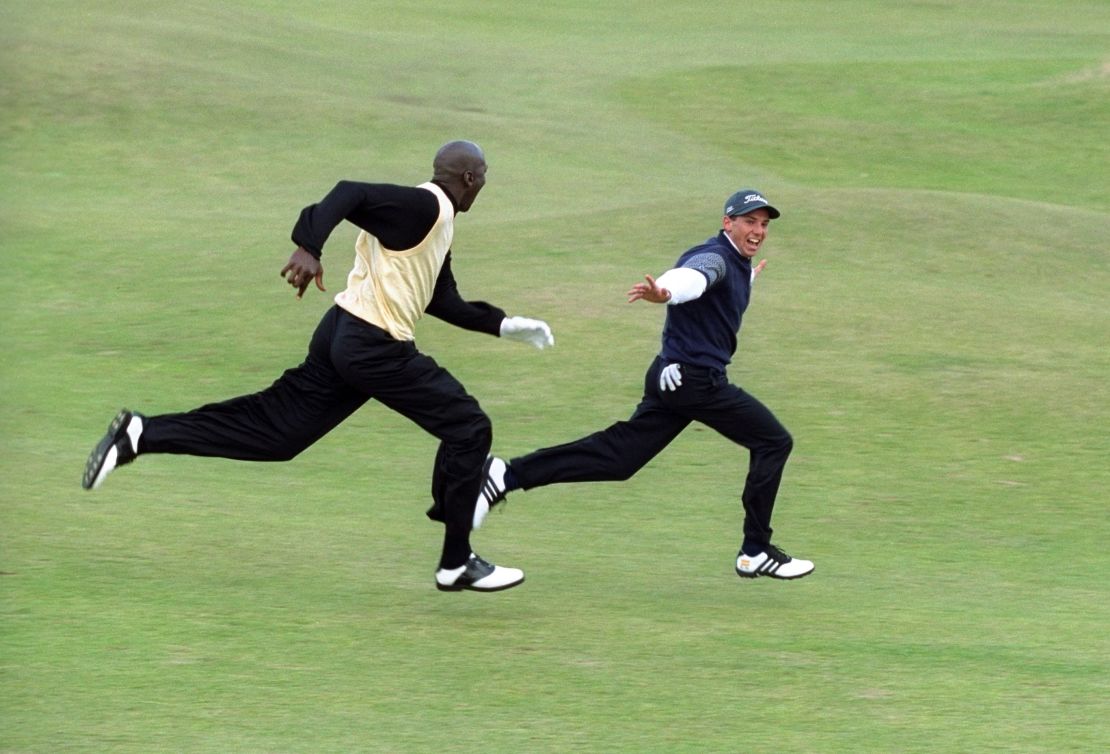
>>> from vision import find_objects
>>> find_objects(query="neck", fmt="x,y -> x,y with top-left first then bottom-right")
431,179 -> 460,214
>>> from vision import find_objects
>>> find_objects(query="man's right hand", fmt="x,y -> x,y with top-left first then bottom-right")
627,273 -> 671,304
280,247 -> 326,299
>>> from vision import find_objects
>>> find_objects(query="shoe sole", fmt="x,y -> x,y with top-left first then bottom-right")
436,575 -> 525,593
736,565 -> 815,581
82,410 -> 132,490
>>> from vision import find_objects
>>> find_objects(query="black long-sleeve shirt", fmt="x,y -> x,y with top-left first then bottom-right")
291,180 -> 505,336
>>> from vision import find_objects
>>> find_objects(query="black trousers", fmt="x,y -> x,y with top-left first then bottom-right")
140,305 -> 491,568
510,357 -> 793,550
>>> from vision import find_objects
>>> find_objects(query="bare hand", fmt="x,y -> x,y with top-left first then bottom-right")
280,247 -> 326,299
627,274 -> 671,304
751,259 -> 767,282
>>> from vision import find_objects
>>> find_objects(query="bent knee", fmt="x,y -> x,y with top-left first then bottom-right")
471,418 -> 493,454
777,432 -> 794,456
453,413 -> 492,458
757,431 -> 792,458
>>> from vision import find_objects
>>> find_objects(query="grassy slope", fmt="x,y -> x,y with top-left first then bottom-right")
2,1 -> 1108,751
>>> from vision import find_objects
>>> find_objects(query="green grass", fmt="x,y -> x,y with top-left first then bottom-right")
2,1 -> 1108,752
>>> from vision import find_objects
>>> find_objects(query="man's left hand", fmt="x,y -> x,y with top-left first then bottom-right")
500,316 -> 555,349
750,259 -> 767,283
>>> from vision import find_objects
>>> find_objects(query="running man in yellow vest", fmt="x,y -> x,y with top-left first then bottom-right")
82,141 -> 552,593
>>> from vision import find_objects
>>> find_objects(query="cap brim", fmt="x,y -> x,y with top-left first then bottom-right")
729,205 -> 780,219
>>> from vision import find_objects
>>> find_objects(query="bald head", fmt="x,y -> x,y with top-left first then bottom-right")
433,141 -> 485,180
432,140 -> 487,213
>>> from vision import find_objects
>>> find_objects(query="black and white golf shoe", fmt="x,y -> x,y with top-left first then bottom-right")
82,409 -> 144,490
435,553 -> 524,592
472,456 -> 509,530
735,544 -> 814,580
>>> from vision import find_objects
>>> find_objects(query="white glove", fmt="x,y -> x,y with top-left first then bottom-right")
500,316 -> 554,349
659,363 -> 682,392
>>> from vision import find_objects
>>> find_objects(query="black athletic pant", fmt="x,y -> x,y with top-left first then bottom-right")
510,357 -> 792,551
140,305 -> 490,569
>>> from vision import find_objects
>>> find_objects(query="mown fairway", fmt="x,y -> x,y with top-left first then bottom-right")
2,2 -> 1107,752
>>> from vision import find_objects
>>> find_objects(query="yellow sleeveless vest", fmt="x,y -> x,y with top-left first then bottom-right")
334,182 -> 454,341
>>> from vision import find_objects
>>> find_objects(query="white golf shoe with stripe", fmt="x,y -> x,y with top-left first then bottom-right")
82,409 -> 144,490
472,456 -> 509,530
735,544 -> 814,580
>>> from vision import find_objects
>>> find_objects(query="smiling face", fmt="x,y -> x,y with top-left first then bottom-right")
722,208 -> 772,258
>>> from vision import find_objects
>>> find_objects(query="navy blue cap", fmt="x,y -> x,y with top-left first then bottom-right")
724,189 -> 780,219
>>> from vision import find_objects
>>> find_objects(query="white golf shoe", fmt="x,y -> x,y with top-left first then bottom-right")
435,553 -> 524,592
473,456 -> 509,529
82,409 -> 144,490
735,544 -> 814,580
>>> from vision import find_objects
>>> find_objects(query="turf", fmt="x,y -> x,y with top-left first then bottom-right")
2,1 -> 1108,752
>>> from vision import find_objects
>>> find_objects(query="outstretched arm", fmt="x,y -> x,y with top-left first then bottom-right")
425,254 -> 553,348
627,268 -> 708,304
424,254 -> 507,334
628,252 -> 727,305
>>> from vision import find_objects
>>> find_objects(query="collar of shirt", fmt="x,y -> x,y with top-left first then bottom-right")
719,230 -> 743,257
715,231 -> 753,274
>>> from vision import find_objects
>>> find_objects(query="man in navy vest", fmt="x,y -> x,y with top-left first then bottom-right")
475,189 -> 814,581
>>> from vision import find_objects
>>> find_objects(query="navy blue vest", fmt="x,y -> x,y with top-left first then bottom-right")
659,231 -> 752,370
